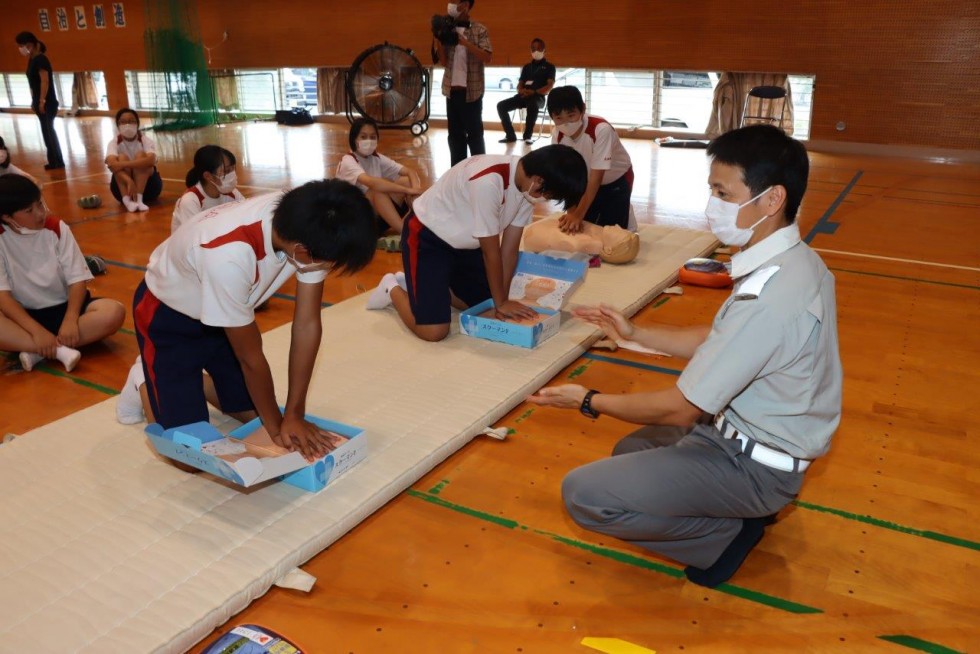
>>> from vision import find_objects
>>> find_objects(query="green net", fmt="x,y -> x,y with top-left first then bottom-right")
142,0 -> 216,131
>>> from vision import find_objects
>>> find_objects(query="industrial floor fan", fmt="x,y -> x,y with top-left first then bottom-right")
346,42 -> 430,135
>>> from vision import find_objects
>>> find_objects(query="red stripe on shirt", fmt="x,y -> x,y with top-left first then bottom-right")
43,216 -> 61,237
201,221 -> 267,259
468,163 -> 511,203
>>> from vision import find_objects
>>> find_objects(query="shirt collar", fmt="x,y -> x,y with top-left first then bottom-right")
729,222 -> 801,279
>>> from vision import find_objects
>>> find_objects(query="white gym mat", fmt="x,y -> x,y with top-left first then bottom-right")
0,225 -> 715,652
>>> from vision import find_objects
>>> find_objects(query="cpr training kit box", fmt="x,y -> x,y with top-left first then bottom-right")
460,251 -> 588,348
145,412 -> 367,492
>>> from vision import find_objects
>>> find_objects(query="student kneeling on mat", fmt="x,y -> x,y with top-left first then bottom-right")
528,125 -> 842,587
365,144 -> 587,342
130,181 -> 376,460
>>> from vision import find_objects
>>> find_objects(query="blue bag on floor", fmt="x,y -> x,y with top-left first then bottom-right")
200,624 -> 304,654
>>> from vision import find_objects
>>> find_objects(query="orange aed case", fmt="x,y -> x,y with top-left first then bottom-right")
678,258 -> 733,288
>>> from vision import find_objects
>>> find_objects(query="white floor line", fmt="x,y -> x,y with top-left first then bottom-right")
814,247 -> 980,272
160,177 -> 282,192
41,172 -> 109,186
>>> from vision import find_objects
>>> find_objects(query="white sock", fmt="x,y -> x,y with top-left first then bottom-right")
394,271 -> 407,290
55,345 -> 81,372
136,193 -> 149,211
18,352 -> 44,372
122,195 -> 138,212
116,358 -> 147,425
366,273 -> 400,310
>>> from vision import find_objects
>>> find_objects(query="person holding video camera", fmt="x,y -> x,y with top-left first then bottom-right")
431,1 -> 492,166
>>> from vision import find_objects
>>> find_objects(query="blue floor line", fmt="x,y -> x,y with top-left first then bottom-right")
804,170 -> 863,244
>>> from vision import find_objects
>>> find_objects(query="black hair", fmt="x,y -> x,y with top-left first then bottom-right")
462,0 -> 474,8
531,38 -> 545,49
0,135 -> 9,170
0,174 -> 42,219
185,145 -> 226,188
115,107 -> 139,126
706,124 -> 809,222
15,32 -> 46,53
272,179 -> 377,274
348,117 -> 379,153
220,147 -> 237,166
546,86 -> 586,117
519,144 -> 588,208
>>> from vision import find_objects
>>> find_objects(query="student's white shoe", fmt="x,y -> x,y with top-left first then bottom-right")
135,194 -> 149,211
366,273 -> 400,310
116,359 -> 147,425
55,345 -> 82,372
122,195 -> 139,212
18,352 -> 43,372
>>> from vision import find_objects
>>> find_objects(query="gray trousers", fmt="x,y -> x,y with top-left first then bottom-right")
561,423 -> 805,569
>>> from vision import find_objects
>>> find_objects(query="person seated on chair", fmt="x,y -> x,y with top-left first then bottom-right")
335,118 -> 423,235
171,145 -> 245,233
527,124 -> 842,589
548,86 -> 633,232
105,107 -> 163,213
364,144 -> 587,343
497,38 -> 555,145
0,174 -> 125,374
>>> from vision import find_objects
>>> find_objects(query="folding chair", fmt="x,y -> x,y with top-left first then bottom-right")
740,85 -> 787,130
513,95 -> 549,143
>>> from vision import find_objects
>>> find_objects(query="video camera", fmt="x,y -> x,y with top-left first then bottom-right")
431,14 -> 460,47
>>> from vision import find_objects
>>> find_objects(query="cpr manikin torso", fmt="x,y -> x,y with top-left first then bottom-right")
522,215 -> 640,264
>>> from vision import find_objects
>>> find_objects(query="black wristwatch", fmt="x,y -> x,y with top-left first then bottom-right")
580,390 -> 601,419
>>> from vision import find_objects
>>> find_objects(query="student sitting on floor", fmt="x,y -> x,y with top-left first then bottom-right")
105,107 -> 163,212
335,118 -> 423,235
365,144 -> 587,342
0,136 -> 40,187
122,180 -> 376,460
547,86 -> 634,232
171,145 -> 245,233
0,174 -> 125,373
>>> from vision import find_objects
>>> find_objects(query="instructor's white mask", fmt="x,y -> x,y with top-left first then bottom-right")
704,187 -> 772,247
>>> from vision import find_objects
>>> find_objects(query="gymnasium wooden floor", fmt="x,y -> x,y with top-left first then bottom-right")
1,113 -> 977,654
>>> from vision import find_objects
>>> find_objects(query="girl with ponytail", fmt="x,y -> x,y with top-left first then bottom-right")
171,145 -> 244,232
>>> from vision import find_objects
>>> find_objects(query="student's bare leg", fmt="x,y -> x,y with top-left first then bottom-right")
0,310 -> 39,352
75,299 -> 126,346
369,190 -> 406,233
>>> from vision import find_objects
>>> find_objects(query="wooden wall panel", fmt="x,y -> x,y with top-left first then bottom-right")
1,1 -> 977,150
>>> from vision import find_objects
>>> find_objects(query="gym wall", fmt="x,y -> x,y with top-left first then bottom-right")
1,1 -> 977,150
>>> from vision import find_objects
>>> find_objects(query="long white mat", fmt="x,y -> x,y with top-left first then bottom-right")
0,225 -> 715,652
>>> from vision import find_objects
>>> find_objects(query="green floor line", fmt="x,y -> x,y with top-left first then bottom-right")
2,352 -> 117,395
793,500 -> 979,551
830,267 -> 980,291
878,635 -> 965,654
428,479 -> 451,495
119,327 -> 136,336
406,488 -> 822,614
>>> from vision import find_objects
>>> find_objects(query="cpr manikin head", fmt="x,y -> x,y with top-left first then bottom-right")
522,216 -> 640,264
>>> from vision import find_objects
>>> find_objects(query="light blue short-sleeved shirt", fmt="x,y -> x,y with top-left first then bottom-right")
678,223 -> 843,459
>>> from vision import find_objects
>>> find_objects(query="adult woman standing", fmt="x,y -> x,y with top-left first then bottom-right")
15,32 -> 65,170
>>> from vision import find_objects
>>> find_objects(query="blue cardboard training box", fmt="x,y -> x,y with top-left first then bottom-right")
145,413 -> 367,492
459,251 -> 588,348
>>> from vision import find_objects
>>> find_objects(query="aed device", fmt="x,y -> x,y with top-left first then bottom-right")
679,257 -> 733,288
200,624 -> 305,654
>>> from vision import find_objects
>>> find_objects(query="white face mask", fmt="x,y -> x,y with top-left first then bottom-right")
531,51 -> 545,61
704,187 -> 772,247
18,46 -> 31,56
3,220 -> 42,236
522,181 -> 549,205
0,150 -> 8,166
556,119 -> 582,137
356,139 -> 378,157
217,171 -> 237,194
119,124 -> 138,139
286,246 -> 331,274
447,3 -> 459,17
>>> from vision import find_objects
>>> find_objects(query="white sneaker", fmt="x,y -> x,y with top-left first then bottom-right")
116,360 -> 146,425
366,273 -> 400,310
18,352 -> 44,372
55,345 -> 81,372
